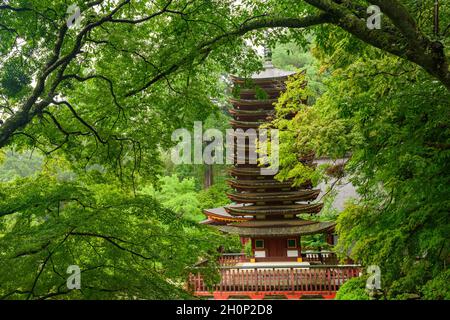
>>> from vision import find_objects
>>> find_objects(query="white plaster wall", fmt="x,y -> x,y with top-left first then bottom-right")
314,158 -> 359,211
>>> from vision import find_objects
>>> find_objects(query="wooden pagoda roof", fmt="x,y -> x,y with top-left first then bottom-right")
203,206 -> 251,223
230,75 -> 291,85
230,119 -> 265,129
227,179 -> 312,191
237,88 -> 284,100
230,61 -> 296,82
214,221 -> 335,237
229,167 -> 274,177
229,108 -> 273,121
229,98 -> 277,108
224,203 -> 324,216
229,108 -> 273,116
228,219 -> 316,228
226,189 -> 320,203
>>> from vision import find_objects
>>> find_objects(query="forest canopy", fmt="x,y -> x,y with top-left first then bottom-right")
0,0 -> 449,299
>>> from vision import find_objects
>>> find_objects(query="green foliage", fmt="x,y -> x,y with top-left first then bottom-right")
0,57 -> 31,98
140,174 -> 203,222
273,35 -> 450,298
273,41 -> 327,100
271,72 -> 323,187
0,167 -> 228,299
301,234 -> 328,250
0,0 -> 266,182
421,269 -> 450,300
161,109 -> 231,188
196,183 -> 231,212
0,149 -> 43,182
299,194 -> 338,250
141,174 -> 231,223
0,0 -> 449,300
335,277 -> 370,300
244,241 -> 252,258
255,86 -> 269,100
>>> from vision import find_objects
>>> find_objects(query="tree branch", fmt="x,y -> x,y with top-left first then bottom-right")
304,0 -> 450,90
52,100 -> 107,144
69,231 -> 156,260
125,13 -> 332,96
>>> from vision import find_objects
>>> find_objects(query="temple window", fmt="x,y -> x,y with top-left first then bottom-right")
287,239 -> 297,248
255,239 -> 265,249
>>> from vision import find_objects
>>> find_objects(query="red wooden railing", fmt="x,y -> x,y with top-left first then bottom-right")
188,265 -> 360,299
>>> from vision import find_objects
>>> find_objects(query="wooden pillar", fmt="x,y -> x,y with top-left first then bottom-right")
434,0 -> 440,36
204,164 -> 213,189
325,232 -> 334,245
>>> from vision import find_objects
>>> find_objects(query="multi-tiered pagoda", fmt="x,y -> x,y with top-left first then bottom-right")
202,52 -> 335,262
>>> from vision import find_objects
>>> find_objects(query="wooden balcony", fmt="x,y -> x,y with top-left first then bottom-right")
218,251 -> 339,266
303,251 -> 339,265
188,264 -> 360,300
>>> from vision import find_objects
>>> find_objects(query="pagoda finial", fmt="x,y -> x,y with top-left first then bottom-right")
263,46 -> 272,62
263,45 -> 273,69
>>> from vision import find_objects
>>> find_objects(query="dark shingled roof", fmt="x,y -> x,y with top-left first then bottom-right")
224,203 -> 324,216
228,219 -> 316,228
203,205 -> 252,223
213,221 -> 336,237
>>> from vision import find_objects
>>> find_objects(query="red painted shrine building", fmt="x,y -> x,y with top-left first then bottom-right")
189,54 -> 359,300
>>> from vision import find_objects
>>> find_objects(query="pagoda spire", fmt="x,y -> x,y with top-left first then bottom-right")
263,46 -> 272,61
263,45 -> 273,69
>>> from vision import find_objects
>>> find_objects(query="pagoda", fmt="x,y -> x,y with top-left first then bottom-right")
202,50 -> 335,262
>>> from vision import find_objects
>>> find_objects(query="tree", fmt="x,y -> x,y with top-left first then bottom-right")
271,31 -> 449,299
1,0 -> 449,159
0,158 -> 230,299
